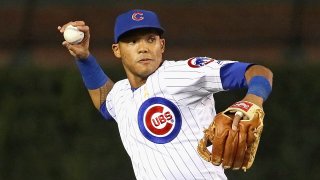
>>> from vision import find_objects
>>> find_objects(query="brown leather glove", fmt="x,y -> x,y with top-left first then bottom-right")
197,101 -> 264,171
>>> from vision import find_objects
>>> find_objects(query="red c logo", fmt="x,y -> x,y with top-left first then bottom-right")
138,97 -> 182,144
132,12 -> 144,21
145,106 -> 173,135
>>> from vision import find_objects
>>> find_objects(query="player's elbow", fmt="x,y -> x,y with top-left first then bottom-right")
259,65 -> 273,81
261,66 -> 273,86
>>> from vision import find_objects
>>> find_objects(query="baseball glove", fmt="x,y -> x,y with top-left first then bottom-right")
197,101 -> 264,171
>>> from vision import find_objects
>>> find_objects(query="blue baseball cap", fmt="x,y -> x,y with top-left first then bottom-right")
114,9 -> 165,43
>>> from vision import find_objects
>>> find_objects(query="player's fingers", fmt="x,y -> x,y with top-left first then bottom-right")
69,21 -> 86,30
74,20 -> 86,26
232,111 -> 243,131
76,25 -> 89,31
78,26 -> 90,43
62,41 -> 76,51
62,41 -> 70,47
59,21 -> 86,33
62,42 -> 81,57
59,22 -> 72,32
66,43 -> 78,52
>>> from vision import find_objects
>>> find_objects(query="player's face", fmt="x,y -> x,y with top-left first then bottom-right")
112,29 -> 165,87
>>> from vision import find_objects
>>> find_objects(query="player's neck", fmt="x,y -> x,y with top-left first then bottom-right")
127,76 -> 147,89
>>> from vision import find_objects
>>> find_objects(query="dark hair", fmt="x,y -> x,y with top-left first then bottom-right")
118,28 -> 164,42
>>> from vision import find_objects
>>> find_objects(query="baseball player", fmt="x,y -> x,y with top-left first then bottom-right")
58,9 -> 273,180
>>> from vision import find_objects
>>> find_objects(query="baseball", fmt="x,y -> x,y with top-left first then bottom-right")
63,25 -> 84,44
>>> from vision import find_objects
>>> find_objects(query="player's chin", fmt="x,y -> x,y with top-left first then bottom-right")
137,62 -> 157,71
137,67 -> 157,78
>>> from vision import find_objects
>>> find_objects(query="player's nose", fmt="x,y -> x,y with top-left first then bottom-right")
137,40 -> 149,54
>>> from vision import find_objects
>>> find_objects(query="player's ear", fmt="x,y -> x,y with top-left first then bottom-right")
112,43 -> 121,58
160,38 -> 165,53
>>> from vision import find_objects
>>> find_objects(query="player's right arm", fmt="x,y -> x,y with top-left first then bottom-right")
58,21 -> 114,117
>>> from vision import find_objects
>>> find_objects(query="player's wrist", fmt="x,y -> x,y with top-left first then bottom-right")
241,95 -> 263,108
76,50 -> 90,60
246,76 -> 272,101
76,54 -> 109,89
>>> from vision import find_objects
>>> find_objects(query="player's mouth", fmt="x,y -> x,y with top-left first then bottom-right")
138,58 -> 153,64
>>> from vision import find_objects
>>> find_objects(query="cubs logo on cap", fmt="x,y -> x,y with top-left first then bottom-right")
114,9 -> 165,42
138,97 -> 182,144
132,12 -> 144,21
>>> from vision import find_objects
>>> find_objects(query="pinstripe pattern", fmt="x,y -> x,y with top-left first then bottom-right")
105,58 -> 232,180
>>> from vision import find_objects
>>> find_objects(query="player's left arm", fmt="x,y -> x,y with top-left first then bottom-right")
220,62 -> 273,107
198,64 -> 273,170
242,65 -> 273,107
229,63 -> 273,132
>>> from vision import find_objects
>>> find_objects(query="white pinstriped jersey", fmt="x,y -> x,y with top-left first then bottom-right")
105,57 -> 238,180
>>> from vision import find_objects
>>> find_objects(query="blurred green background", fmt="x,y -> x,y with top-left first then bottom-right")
0,0 -> 319,179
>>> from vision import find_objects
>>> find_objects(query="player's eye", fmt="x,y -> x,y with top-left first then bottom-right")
128,40 -> 136,45
148,35 -> 156,43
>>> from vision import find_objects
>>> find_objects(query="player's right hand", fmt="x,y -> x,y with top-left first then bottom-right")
58,21 -> 90,59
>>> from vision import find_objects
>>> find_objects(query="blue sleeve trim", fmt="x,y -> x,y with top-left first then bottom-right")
99,101 -> 114,121
220,62 -> 253,90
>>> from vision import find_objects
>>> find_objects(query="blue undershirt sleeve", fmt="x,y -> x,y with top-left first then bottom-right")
220,62 -> 253,90
99,101 -> 114,121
